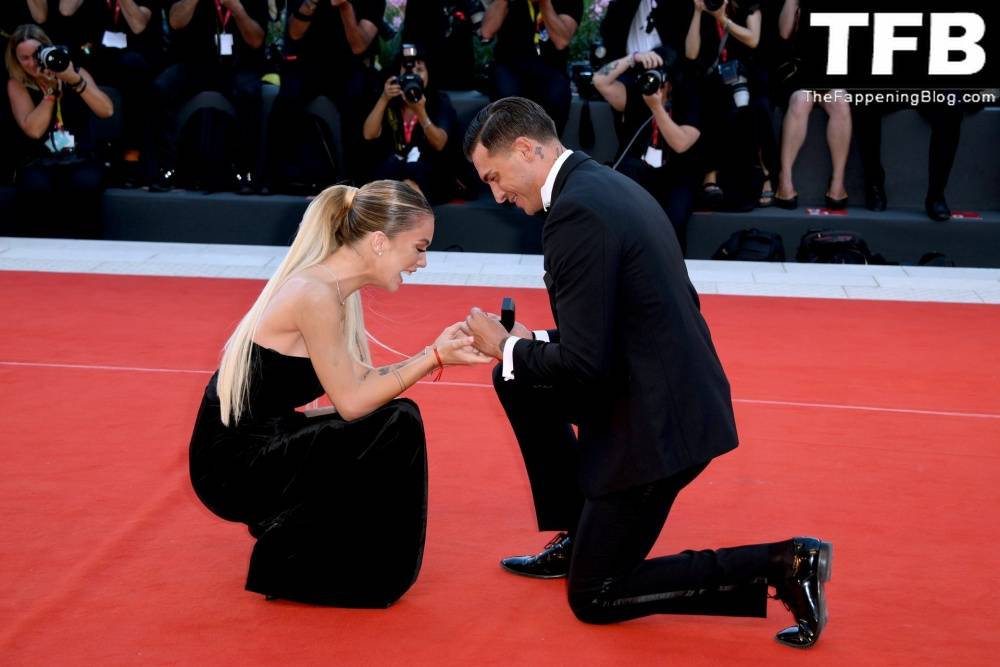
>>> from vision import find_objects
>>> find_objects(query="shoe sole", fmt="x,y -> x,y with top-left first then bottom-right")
498,561 -> 567,579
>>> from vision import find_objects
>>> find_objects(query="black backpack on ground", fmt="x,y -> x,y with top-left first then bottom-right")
713,228 -> 785,261
796,229 -> 894,265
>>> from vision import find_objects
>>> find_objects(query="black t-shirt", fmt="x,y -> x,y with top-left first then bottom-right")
370,89 -> 457,163
285,0 -> 384,69
168,0 -> 268,67
43,0 -> 163,60
690,0 -> 760,73
1,2 -> 38,35
618,80 -> 701,177
494,0 -> 582,72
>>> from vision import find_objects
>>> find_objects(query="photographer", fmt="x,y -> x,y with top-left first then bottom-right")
480,0 -> 582,135
4,24 -> 114,237
149,0 -> 267,193
399,0 -> 479,91
1,2 -> 48,183
268,0 -> 384,189
593,49 -> 701,252
684,0 -> 779,210
363,45 -> 458,204
45,1 -> 164,187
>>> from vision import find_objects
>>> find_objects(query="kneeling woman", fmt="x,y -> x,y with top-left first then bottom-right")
189,181 -> 488,607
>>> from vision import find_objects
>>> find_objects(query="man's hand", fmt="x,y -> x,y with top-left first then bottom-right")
633,51 -> 663,70
465,307 -> 510,360
643,87 -> 664,109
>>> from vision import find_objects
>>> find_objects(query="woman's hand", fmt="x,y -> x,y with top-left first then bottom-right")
405,92 -> 427,114
382,76 -> 401,101
692,0 -> 705,13
708,0 -> 728,22
433,322 -> 492,366
633,51 -> 664,70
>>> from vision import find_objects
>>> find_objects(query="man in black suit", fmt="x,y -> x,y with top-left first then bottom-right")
462,96 -> 832,648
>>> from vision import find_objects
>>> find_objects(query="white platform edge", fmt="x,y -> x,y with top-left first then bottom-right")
2,238 -> 1000,304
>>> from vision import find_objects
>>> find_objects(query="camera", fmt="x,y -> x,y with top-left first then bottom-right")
716,60 -> 749,108
638,66 -> 669,96
35,45 -> 71,73
703,0 -> 725,11
398,43 -> 424,104
570,37 -> 610,102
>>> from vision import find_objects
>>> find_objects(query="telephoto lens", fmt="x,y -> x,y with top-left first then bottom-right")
35,45 -> 71,73
638,68 -> 667,96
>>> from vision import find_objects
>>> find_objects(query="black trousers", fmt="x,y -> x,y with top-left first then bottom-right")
853,103 -> 964,199
151,62 -> 262,175
266,62 -> 369,184
14,156 -> 106,238
493,365 -> 773,622
85,47 -> 157,153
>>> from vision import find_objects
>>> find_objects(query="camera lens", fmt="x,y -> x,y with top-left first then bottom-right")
399,72 -> 424,103
36,45 -> 71,73
638,69 -> 666,96
703,0 -> 725,11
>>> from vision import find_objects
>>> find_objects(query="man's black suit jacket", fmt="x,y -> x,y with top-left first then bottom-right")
509,151 -> 739,498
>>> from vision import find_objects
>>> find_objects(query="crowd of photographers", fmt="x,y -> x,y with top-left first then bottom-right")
0,1 -> 985,244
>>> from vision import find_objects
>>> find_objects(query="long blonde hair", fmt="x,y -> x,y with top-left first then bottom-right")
217,180 -> 432,425
4,24 -> 52,91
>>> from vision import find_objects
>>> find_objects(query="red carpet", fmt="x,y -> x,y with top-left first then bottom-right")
1,271 -> 999,665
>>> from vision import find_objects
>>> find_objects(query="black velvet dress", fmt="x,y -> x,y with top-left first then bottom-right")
189,343 -> 427,607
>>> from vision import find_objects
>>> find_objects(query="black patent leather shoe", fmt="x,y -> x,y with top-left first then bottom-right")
925,197 -> 952,222
773,537 -> 833,648
500,533 -> 572,579
865,184 -> 887,211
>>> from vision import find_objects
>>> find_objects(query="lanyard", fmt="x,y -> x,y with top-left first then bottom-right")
215,0 -> 233,31
54,96 -> 64,131
526,1 -> 544,53
107,0 -> 122,26
402,114 -> 418,145
649,108 -> 672,148
715,19 -> 728,63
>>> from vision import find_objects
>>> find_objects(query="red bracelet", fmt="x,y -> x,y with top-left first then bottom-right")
432,346 -> 444,382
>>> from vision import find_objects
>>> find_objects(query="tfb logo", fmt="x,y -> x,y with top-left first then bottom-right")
812,12 -> 986,75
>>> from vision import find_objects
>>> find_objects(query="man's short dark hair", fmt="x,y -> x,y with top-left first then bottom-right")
463,97 -> 559,159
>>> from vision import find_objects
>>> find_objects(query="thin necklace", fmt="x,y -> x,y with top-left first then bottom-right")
320,264 -> 345,306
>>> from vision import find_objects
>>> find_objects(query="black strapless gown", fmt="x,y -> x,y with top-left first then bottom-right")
189,343 -> 427,607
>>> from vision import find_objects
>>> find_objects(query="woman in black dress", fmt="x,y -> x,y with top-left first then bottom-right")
189,180 -> 490,607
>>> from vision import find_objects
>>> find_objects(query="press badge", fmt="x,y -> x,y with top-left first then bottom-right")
102,31 -> 128,49
642,146 -> 663,169
216,33 -> 234,56
48,129 -> 76,153
406,146 -> 421,163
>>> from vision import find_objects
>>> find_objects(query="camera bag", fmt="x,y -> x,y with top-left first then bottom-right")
712,228 -> 785,261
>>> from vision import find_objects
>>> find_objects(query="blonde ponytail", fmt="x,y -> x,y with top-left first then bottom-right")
216,180 -> 431,426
